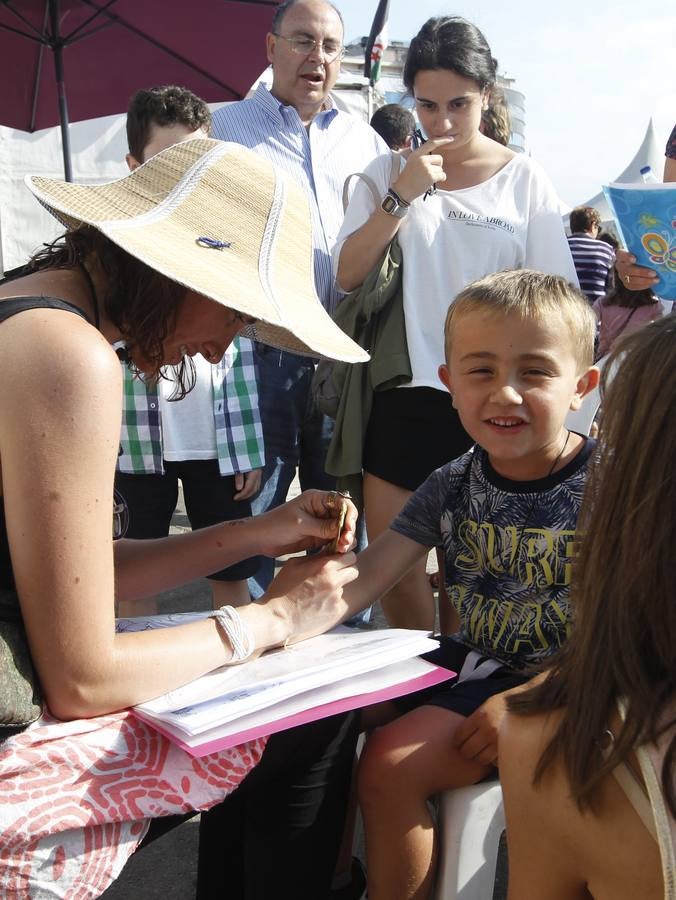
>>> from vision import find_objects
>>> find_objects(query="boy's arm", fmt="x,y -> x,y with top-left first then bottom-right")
454,671 -> 549,766
341,528 -> 429,622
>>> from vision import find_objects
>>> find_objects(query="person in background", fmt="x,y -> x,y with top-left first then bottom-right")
479,85 -> 511,146
334,15 -> 578,631
116,86 -> 263,615
211,0 -> 386,600
597,230 -> 620,252
597,231 -> 620,293
614,123 -> 675,293
370,103 -> 416,152
567,205 -> 615,304
664,123 -> 676,182
500,315 -> 675,900
593,277 -> 664,359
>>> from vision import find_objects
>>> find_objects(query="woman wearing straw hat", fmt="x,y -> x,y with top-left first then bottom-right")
0,139 -> 368,897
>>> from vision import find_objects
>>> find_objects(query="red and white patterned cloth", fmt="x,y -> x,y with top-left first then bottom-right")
0,711 -> 266,898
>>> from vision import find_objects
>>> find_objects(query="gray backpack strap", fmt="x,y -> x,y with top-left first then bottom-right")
388,149 -> 403,185
342,151 -> 403,212
342,172 -> 380,212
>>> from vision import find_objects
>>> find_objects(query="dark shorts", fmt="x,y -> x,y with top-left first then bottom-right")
363,387 -> 473,492
394,637 -> 531,718
115,459 -> 257,581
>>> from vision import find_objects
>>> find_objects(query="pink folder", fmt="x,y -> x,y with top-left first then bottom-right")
135,663 -> 453,758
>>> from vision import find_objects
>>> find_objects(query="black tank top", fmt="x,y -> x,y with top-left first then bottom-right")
0,296 -> 89,589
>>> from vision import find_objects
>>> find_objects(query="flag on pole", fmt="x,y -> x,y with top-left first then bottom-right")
363,0 -> 389,84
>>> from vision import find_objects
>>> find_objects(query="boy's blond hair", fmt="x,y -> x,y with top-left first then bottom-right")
444,269 -> 596,369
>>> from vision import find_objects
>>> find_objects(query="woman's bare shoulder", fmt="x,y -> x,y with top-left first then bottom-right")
500,711 -> 665,900
0,296 -> 118,379
501,708 -> 562,764
0,297 -> 121,439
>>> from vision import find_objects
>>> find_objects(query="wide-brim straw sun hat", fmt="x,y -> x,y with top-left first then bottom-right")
25,138 -> 369,363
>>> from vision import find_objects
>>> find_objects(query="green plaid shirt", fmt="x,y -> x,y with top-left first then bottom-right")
117,337 -> 264,476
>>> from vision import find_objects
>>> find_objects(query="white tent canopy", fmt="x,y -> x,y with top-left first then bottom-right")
0,115 -> 129,272
571,119 -> 663,225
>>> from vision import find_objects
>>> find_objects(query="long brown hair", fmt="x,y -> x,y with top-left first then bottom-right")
602,277 -> 659,309
29,226 -> 195,395
509,315 -> 676,817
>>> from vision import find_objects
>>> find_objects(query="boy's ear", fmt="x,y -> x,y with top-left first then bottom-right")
569,365 -> 601,411
126,153 -> 141,172
438,364 -> 456,406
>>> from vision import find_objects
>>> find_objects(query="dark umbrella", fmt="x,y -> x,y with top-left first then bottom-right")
0,0 -> 276,180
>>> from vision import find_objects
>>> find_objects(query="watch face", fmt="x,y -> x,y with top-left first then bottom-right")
381,194 -> 397,214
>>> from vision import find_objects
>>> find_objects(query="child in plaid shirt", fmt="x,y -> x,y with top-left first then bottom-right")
115,87 -> 264,614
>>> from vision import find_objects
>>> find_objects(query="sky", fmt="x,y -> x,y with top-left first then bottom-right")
336,0 -> 675,207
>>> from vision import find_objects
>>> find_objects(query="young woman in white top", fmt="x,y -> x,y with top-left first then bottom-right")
334,16 -> 577,630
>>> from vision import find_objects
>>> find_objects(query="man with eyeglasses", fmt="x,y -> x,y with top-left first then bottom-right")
212,0 -> 386,603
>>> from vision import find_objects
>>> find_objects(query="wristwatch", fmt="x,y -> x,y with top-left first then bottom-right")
381,188 -> 410,218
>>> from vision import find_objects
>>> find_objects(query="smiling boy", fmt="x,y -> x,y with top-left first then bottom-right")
342,269 -> 600,900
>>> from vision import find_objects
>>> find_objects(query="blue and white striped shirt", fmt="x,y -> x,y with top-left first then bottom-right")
212,84 -> 387,314
567,234 -> 615,304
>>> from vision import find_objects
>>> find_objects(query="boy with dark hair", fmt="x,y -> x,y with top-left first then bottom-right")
369,104 -> 415,152
115,85 -> 264,616
125,85 -> 212,166
339,269 -> 600,900
567,205 -> 615,304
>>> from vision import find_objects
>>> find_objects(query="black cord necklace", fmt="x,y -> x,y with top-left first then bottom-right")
489,428 -> 572,570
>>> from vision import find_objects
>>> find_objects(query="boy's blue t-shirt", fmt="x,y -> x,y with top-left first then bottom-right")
391,439 -> 596,671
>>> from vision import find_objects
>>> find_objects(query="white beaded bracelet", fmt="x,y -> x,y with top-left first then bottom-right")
210,605 -> 255,662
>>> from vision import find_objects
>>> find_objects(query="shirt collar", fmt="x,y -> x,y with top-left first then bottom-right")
253,82 -> 338,128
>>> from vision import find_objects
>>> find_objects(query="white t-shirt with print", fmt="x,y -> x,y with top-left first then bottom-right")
333,153 -> 578,390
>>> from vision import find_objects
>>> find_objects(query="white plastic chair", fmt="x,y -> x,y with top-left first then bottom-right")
433,781 -> 505,900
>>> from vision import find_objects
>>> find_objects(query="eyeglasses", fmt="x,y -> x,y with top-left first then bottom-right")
272,33 -> 345,62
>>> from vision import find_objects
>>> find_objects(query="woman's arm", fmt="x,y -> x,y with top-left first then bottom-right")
113,488 -> 357,601
0,312 -> 357,719
335,139 -> 451,293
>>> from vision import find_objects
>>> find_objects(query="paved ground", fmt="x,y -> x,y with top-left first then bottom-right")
102,483 -> 508,899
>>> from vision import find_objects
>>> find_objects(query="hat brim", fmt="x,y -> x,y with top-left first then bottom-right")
25,139 -> 369,364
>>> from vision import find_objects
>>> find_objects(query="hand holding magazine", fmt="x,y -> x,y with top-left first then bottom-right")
603,181 -> 676,300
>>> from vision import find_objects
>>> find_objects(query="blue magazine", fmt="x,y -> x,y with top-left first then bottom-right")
602,182 -> 676,300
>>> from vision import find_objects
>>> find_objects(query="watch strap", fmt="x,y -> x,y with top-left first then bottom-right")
381,188 -> 410,218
